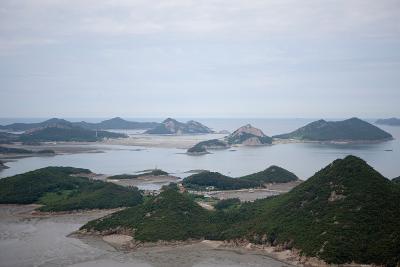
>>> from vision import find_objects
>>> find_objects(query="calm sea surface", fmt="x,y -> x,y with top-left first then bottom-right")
0,118 -> 399,180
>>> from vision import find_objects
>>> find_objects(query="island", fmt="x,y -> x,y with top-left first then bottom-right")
183,165 -> 299,190
18,124 -> 126,143
273,117 -> 393,142
393,176 -> 400,183
0,167 -> 143,211
145,118 -> 214,134
187,139 -> 229,154
0,146 -> 55,155
375,117 -> 400,126
226,124 -> 272,145
76,117 -> 160,130
0,160 -> 8,170
0,117 -> 159,131
107,169 -> 169,180
80,156 -> 400,266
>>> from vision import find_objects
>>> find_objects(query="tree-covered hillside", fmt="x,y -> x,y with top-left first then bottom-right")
0,167 -> 143,211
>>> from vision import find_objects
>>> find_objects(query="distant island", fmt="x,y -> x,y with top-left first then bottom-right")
187,139 -> 229,154
226,124 -> 272,145
375,117 -> 400,126
0,160 -> 8,170
107,169 -> 169,180
145,118 -> 214,134
81,156 -> 400,266
0,117 -> 159,131
183,165 -> 299,190
0,146 -> 55,155
0,167 -> 142,211
273,117 -> 393,142
0,118 -> 127,143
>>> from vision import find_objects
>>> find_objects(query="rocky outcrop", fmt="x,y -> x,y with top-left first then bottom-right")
226,124 -> 272,145
145,118 -> 214,135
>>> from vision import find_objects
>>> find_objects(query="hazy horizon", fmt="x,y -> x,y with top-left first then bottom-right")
1,1 -> 400,118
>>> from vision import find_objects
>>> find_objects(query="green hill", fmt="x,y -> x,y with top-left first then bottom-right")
107,169 -> 168,180
392,176 -> 400,183
183,171 -> 260,190
240,165 -> 299,183
0,167 -> 143,211
82,187 -> 212,242
219,156 -> 400,265
183,166 -> 298,190
274,118 -> 392,141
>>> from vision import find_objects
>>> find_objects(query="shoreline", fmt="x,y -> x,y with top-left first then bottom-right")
72,231 -> 373,267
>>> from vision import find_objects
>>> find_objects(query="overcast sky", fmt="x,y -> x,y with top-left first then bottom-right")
0,0 -> 399,118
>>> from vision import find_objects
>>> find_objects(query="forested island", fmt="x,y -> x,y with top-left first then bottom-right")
80,156 -> 400,266
273,118 -> 392,142
187,139 -> 229,154
183,166 -> 299,190
107,169 -> 169,180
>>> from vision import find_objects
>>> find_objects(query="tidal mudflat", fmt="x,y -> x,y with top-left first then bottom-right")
0,205 -> 291,267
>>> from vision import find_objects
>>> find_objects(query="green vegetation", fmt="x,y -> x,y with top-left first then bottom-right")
183,166 -> 298,190
0,146 -> 55,155
392,176 -> 400,183
82,188 -> 213,242
187,139 -> 228,154
19,127 -> 126,142
214,198 -> 240,210
274,117 -> 393,141
183,171 -> 260,190
84,156 -> 400,266
108,169 -> 168,180
0,167 -> 142,211
240,165 -> 298,183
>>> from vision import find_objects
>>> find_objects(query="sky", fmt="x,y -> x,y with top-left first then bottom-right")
0,0 -> 399,119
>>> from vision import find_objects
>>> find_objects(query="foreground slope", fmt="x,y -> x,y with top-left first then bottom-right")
84,156 -> 400,266
82,187 -> 212,241
0,167 -> 142,211
221,156 -> 400,265
274,118 -> 392,141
